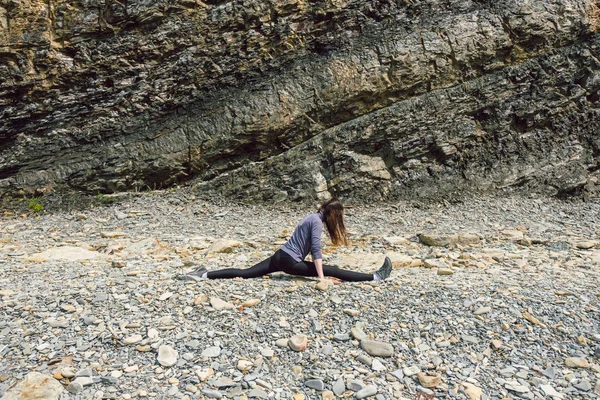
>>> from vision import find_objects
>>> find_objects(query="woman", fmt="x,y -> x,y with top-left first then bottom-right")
178,198 -> 392,282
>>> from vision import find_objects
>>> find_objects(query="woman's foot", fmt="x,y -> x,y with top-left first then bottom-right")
374,257 -> 392,281
177,267 -> 208,281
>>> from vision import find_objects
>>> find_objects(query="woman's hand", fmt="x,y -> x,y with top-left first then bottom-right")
315,259 -> 340,284
317,277 -> 341,286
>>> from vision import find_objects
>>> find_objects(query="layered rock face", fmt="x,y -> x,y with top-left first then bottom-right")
1,0 -> 599,201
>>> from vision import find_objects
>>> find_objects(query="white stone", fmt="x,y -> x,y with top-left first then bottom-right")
208,239 -> 241,253
101,231 -> 128,238
237,360 -> 253,372
111,370 -> 123,378
437,268 -> 454,275
72,377 -> 94,387
403,365 -> 421,376
195,367 -> 214,381
23,246 -> 104,262
123,334 -> 143,345
61,368 -> 75,379
462,382 -> 483,400
360,339 -> 394,357
157,345 -> 178,367
66,382 -> 84,394
501,229 -> 524,239
473,306 -> 491,315
243,298 -> 261,307
351,323 -> 368,340
260,347 -> 274,358
372,359 -> 386,371
202,346 -> 221,358
565,357 -> 589,368
423,259 -> 449,269
356,385 -> 377,399
210,297 -> 235,310
159,292 -> 174,301
289,335 -> 308,351
540,384 -> 564,398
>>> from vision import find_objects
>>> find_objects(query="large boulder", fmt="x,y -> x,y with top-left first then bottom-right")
1,372 -> 64,400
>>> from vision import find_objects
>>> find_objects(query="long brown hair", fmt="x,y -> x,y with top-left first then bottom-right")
319,198 -> 349,246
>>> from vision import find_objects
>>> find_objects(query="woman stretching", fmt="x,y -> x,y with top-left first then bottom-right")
178,198 -> 392,282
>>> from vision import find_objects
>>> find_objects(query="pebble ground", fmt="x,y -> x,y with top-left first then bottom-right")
1,189 -> 599,399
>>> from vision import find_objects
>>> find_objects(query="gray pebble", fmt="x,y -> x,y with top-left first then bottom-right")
390,369 -> 404,381
574,381 -> 592,391
305,378 -> 325,391
66,382 -> 84,394
334,333 -> 350,341
347,380 -> 365,392
75,369 -> 94,377
333,377 -> 345,396
360,339 -> 394,357
202,346 -> 221,358
541,366 -> 557,379
248,389 -> 269,398
202,389 -> 223,399
356,354 -> 372,366
356,385 -> 377,399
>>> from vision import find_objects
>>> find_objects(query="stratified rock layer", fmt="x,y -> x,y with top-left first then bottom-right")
1,0 -> 599,200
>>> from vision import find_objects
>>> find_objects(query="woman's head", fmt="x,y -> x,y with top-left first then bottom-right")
319,198 -> 349,246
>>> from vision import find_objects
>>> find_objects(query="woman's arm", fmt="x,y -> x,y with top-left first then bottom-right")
310,219 -> 323,261
314,258 -> 325,279
310,217 -> 327,280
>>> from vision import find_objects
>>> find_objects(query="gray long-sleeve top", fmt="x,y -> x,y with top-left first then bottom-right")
281,211 -> 324,262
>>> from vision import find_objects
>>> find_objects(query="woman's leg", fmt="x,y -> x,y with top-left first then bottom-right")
282,260 -> 374,282
206,249 -> 294,279
207,256 -> 274,279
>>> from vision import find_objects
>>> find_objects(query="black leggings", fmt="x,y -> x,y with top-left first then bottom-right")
207,249 -> 374,282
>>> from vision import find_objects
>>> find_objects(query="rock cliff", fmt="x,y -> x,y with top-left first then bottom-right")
1,0 -> 599,201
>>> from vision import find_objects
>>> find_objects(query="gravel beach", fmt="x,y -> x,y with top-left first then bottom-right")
1,190 -> 599,399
